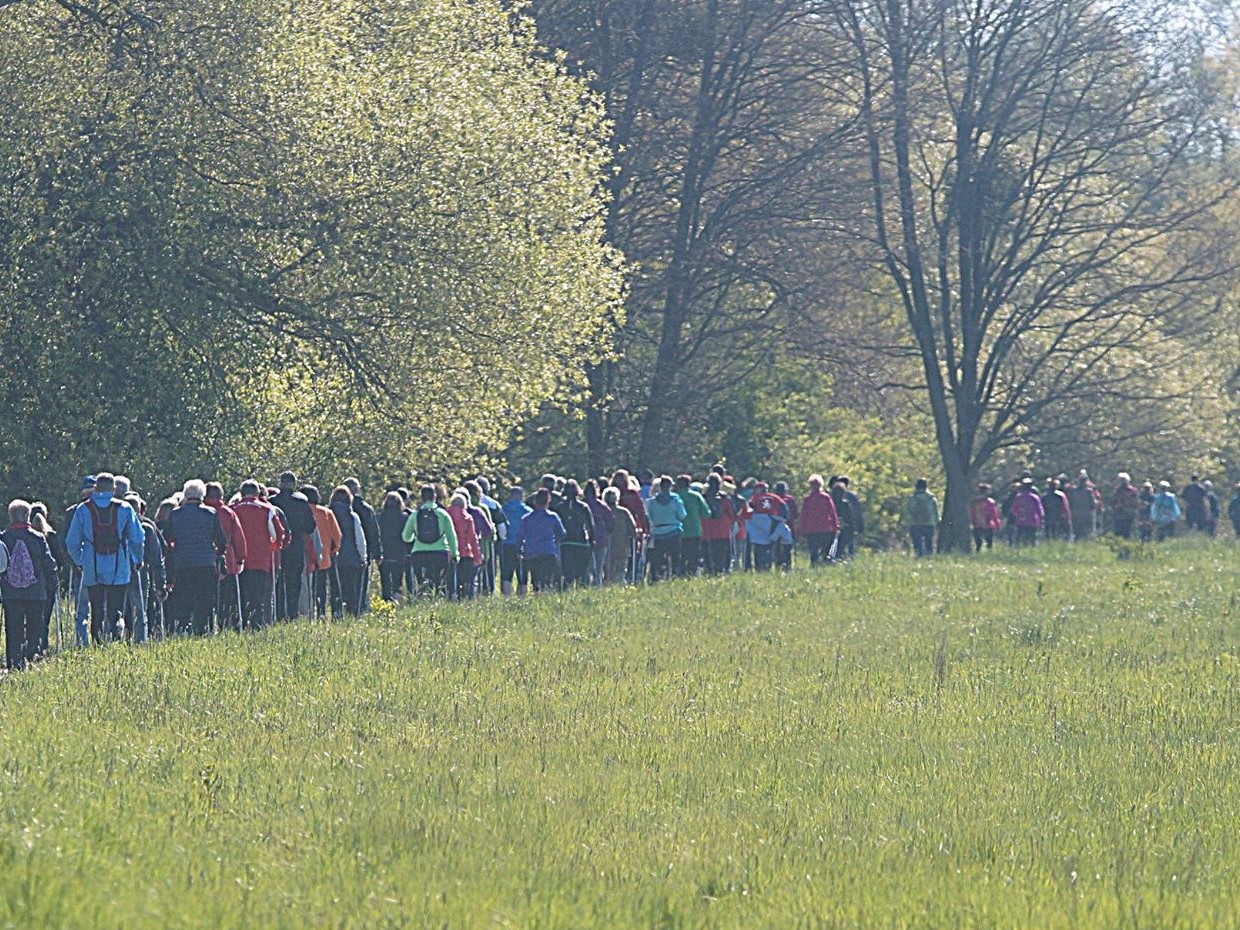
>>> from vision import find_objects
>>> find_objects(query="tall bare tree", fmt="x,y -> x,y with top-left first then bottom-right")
534,0 -> 858,472
829,0 -> 1235,548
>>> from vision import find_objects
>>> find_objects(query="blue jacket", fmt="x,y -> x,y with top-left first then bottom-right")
501,499 -> 532,546
645,491 -> 687,539
164,502 -> 224,576
514,508 -> 564,560
65,493 -> 145,586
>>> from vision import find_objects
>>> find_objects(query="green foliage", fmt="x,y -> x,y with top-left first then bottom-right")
3,542 -> 1240,927
0,0 -> 623,502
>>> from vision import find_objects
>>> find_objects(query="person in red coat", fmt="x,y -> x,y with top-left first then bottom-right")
799,475 -> 840,566
699,472 -> 737,575
231,480 -> 288,629
969,483 -> 1003,552
203,481 -> 248,630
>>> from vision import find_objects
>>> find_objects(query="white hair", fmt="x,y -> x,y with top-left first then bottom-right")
1117,472 -> 1130,483
114,475 -> 131,496
182,479 -> 207,501
450,492 -> 469,509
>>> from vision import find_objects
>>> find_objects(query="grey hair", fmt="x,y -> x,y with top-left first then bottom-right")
8,499 -> 31,524
182,479 -> 207,501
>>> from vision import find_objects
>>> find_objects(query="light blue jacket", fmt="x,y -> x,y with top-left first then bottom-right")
1151,491 -> 1181,525
66,492 -> 145,586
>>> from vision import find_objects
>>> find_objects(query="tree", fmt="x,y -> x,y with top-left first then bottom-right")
0,0 -> 623,501
532,0 -> 858,473
830,0 -> 1236,549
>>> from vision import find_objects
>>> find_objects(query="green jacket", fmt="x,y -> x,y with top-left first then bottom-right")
402,503 -> 459,561
904,490 -> 939,528
678,487 -> 711,539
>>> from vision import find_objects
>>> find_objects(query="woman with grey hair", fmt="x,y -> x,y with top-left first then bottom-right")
2,499 -> 58,669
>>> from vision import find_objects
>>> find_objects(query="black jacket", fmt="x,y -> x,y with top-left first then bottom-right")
0,526 -> 58,602
353,495 -> 381,563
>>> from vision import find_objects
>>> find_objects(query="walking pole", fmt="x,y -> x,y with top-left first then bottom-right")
235,573 -> 245,634
53,593 -> 64,657
332,563 -> 343,619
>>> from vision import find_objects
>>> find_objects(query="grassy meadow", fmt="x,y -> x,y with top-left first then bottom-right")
1,540 -> 1238,929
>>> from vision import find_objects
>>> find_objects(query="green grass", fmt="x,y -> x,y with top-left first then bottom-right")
2,540 -> 1239,929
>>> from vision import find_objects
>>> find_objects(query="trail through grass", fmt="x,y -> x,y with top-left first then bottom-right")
1,540 -> 1238,928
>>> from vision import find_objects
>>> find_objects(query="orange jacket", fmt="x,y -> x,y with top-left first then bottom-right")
311,504 -> 343,570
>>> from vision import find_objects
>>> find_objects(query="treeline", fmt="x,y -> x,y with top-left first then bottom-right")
2,0 -> 1238,551
517,0 -> 1240,549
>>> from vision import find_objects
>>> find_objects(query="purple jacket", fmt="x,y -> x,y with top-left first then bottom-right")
1011,490 -> 1045,529
586,497 -> 616,549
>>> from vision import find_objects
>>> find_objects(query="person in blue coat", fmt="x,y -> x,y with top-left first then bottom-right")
513,489 -> 565,593
65,472 -> 145,644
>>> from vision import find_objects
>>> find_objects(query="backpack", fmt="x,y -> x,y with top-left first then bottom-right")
913,493 -> 935,525
705,490 -> 723,520
415,506 -> 443,544
87,499 -> 121,556
560,503 -> 587,542
5,538 -> 37,589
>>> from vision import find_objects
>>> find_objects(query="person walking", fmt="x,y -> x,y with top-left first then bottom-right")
903,479 -> 939,557
552,480 -> 595,589
270,472 -> 316,620
583,479 -> 615,585
513,489 -> 565,593
232,480 -> 287,630
675,475 -> 711,577
377,491 -> 411,603
2,499 -> 58,669
344,478 -> 381,610
403,485 -> 458,596
969,484 -> 1002,552
1110,473 -> 1139,539
700,473 -> 738,575
163,481 -> 227,636
602,486 -> 638,585
1151,481 -> 1182,541
1181,476 -> 1208,532
800,475 -> 840,566
65,473 -> 145,644
329,486 -> 368,614
645,476 -> 687,582
499,487 -> 531,595
446,491 -> 482,599
1009,478 -> 1046,547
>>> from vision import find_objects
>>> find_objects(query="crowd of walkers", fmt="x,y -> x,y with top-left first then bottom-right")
0,467 -> 869,671
905,471 -> 1240,556
1,464 -> 1236,671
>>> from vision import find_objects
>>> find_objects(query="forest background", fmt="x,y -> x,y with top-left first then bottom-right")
1,0 -> 1238,548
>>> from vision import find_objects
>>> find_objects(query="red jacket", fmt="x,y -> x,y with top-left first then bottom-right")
618,488 -> 650,537
203,498 -> 247,575
700,492 -> 736,542
969,497 -> 1003,531
231,497 -> 288,574
799,490 -> 840,536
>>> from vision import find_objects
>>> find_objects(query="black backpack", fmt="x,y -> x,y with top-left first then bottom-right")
560,503 -> 587,542
705,490 -> 723,520
87,500 -> 121,556
415,506 -> 442,544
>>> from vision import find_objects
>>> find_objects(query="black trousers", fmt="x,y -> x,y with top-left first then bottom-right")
239,569 -> 273,630
336,564 -> 365,615
649,536 -> 680,582
706,538 -> 731,574
170,567 -> 216,636
678,537 -> 701,577
379,562 -> 406,602
561,546 -> 591,589
88,583 -> 127,643
4,599 -> 44,669
972,529 -> 994,552
527,554 -> 559,593
276,542 -> 306,620
411,551 -> 450,595
807,532 -> 836,565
